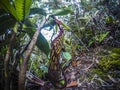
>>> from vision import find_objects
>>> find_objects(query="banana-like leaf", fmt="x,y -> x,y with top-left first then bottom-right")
0,0 -> 32,21
0,0 -> 18,20
15,0 -> 32,21
52,8 -> 73,16
24,20 -> 50,55
30,8 -> 47,16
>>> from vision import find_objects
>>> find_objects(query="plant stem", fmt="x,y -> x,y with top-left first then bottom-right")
4,32 -> 16,90
18,16 -> 49,90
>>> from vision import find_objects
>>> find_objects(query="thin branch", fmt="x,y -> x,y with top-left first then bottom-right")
26,71 -> 45,86
18,16 -> 49,90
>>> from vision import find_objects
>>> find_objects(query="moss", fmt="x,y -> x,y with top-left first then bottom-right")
92,48 -> 120,79
92,69 -> 107,79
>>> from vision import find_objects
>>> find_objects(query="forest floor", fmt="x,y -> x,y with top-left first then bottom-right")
64,50 -> 99,90
26,46 -> 119,90
63,47 -> 118,90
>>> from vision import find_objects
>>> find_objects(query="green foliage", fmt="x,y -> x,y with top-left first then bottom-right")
15,0 -> 32,21
36,33 -> 50,56
1,0 -> 120,89
92,69 -> 107,78
62,52 -> 72,61
88,32 -> 109,46
61,22 -> 71,31
59,80 -> 65,85
0,0 -> 18,19
98,32 -> 109,42
24,20 -> 50,56
30,8 -> 47,16
52,7 -> 73,16
112,48 -> 120,54
0,0 -> 32,21
30,59 -> 44,77
39,65 -> 48,73
92,48 -> 120,78
106,16 -> 114,23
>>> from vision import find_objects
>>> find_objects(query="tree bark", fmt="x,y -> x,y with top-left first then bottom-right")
18,16 -> 49,90
4,32 -> 16,90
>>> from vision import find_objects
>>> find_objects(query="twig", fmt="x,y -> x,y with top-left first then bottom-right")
26,71 -> 45,86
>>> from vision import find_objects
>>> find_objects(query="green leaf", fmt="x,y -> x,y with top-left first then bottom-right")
61,23 -> 71,31
63,52 -> 72,60
15,0 -> 32,21
0,0 -> 18,20
59,80 -> 65,85
36,33 -> 50,56
52,8 -> 73,16
110,53 -> 120,59
106,16 -> 114,23
30,8 -> 47,16
88,40 -> 94,47
112,48 -> 120,54
0,0 -> 32,21
98,32 -> 109,42
24,20 -> 50,56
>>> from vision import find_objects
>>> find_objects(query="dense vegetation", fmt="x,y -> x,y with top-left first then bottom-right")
0,0 -> 120,90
